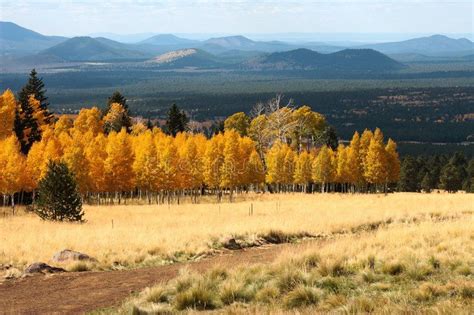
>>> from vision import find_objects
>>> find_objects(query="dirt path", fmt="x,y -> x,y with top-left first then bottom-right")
0,240 -> 321,314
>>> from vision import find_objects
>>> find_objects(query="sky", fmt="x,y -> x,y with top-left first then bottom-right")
1,0 -> 472,39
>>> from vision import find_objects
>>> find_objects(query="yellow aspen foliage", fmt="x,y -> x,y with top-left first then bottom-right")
335,144 -> 351,184
54,115 -> 73,136
85,132 -> 108,193
158,136 -> 179,191
0,90 -> 17,139
346,131 -> 364,185
60,132 -> 90,194
133,131 -> 160,193
179,136 -> 204,189
204,134 -> 224,190
29,95 -> 50,133
74,107 -> 104,135
359,129 -> 374,174
103,103 -> 127,133
312,146 -> 336,190
291,106 -> 326,151
364,128 -> 389,185
25,140 -> 46,192
265,141 -> 288,185
237,136 -> 256,186
220,130 -> 240,189
294,150 -> 313,186
131,122 -> 148,136
283,148 -> 296,184
104,129 -> 135,192
247,150 -> 265,187
0,136 -> 25,201
385,138 -> 401,183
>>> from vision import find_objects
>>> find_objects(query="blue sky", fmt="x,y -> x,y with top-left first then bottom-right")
1,0 -> 472,38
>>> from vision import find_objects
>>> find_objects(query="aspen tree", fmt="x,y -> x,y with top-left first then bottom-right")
133,131 -> 159,202
0,90 -> 16,139
346,131 -> 364,191
364,128 -> 389,191
220,130 -> 240,199
312,146 -> 335,193
294,151 -> 313,192
74,107 -> 104,135
0,136 -> 25,211
104,129 -> 134,202
385,138 -> 401,184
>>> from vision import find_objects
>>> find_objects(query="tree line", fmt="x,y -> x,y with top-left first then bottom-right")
0,71 -> 405,209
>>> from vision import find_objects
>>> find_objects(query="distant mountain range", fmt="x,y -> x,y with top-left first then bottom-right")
359,35 -> 474,56
243,48 -> 404,71
0,21 -> 66,56
1,21 -> 473,72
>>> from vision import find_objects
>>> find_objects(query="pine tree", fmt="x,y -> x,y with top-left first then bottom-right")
34,161 -> 84,222
398,156 -> 420,192
165,104 -> 188,136
106,91 -> 127,112
421,173 -> 432,193
0,90 -> 17,140
15,69 -> 53,153
439,163 -> 462,193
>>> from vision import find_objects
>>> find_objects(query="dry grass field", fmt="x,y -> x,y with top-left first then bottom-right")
126,219 -> 473,313
1,193 -> 473,278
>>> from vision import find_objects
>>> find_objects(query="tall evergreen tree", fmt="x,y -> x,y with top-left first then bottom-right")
106,91 -> 127,112
165,104 -> 188,136
439,163 -> 462,193
15,69 -> 53,153
34,161 -> 84,222
398,156 -> 420,192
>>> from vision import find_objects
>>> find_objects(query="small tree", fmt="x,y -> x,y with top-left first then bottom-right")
165,104 -> 188,136
34,161 -> 84,222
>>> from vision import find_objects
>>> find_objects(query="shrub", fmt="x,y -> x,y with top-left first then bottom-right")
276,268 -> 305,293
220,280 -> 253,305
174,283 -> 220,310
34,161 -> 84,222
382,262 -> 405,275
255,285 -> 280,303
284,286 -> 320,309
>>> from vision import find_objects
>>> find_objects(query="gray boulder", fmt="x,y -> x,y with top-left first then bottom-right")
52,249 -> 96,263
24,262 -> 65,274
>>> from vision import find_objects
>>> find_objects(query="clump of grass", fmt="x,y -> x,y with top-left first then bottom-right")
284,286 -> 321,309
220,280 -> 254,305
382,262 -> 405,275
276,268 -> 305,293
255,285 -> 280,303
3,267 -> 22,279
174,282 -> 221,310
406,264 -> 433,281
67,261 -> 92,272
348,297 -> 375,313
456,264 -> 471,276
428,256 -> 441,270
316,277 -> 345,294
142,287 -> 171,304
414,283 -> 446,301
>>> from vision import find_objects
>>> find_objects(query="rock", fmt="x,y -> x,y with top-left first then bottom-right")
52,249 -> 96,263
223,238 -> 242,250
24,262 -> 65,274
